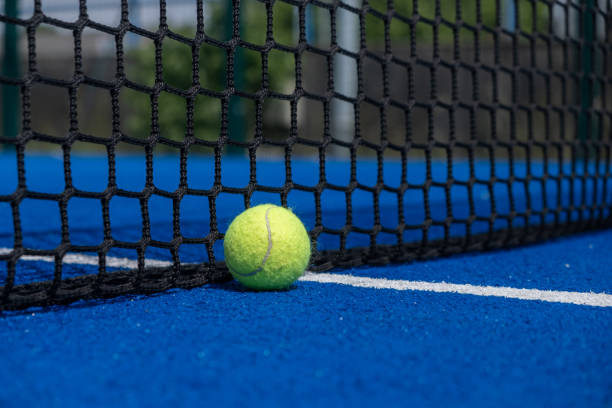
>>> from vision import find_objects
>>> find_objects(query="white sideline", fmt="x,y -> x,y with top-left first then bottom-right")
0,247 -> 172,268
300,273 -> 612,308
1,247 -> 610,307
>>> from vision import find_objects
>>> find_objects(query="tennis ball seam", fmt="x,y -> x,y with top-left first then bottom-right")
232,206 -> 274,277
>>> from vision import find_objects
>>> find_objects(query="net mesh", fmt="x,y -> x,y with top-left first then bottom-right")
0,0 -> 611,309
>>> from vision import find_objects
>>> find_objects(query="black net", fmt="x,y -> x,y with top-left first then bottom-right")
0,0 -> 611,310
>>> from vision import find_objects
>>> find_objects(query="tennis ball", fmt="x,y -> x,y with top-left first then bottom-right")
223,204 -> 311,290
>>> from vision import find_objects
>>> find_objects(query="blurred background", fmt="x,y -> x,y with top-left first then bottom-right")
0,0 -> 610,159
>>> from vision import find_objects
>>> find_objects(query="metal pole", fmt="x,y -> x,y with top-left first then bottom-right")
224,0 -> 245,155
2,0 -> 20,146
332,0 -> 361,158
127,0 -> 141,49
305,3 -> 316,44
503,0 -> 516,32
578,0 -> 594,156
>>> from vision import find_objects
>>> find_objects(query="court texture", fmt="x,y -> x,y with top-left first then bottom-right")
1,0 -> 612,406
0,154 -> 610,407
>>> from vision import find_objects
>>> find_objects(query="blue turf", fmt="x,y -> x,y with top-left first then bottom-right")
1,229 -> 611,407
1,153 -> 610,286
0,153 -> 611,407
347,229 -> 612,294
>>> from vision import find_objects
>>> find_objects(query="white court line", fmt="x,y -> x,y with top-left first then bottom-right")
2,247 -> 610,307
0,248 -> 173,268
300,273 -> 612,308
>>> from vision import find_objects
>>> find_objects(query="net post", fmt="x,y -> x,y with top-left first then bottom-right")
331,0 -> 361,159
502,0 -> 516,31
578,0 -> 595,159
224,0 -> 246,156
127,0 -> 141,48
305,3 -> 316,44
1,0 -> 20,149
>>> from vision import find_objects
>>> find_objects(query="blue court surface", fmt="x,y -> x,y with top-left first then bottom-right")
0,153 -> 611,407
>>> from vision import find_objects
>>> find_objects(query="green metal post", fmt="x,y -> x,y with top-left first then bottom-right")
578,0 -> 594,157
224,0 -> 245,155
2,0 -> 20,145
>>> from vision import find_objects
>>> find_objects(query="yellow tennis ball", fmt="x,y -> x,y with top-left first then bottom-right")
223,204 -> 311,290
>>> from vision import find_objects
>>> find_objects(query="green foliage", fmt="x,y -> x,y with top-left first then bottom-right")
121,0 -> 552,145
122,1 -> 296,145
365,0 -> 551,45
